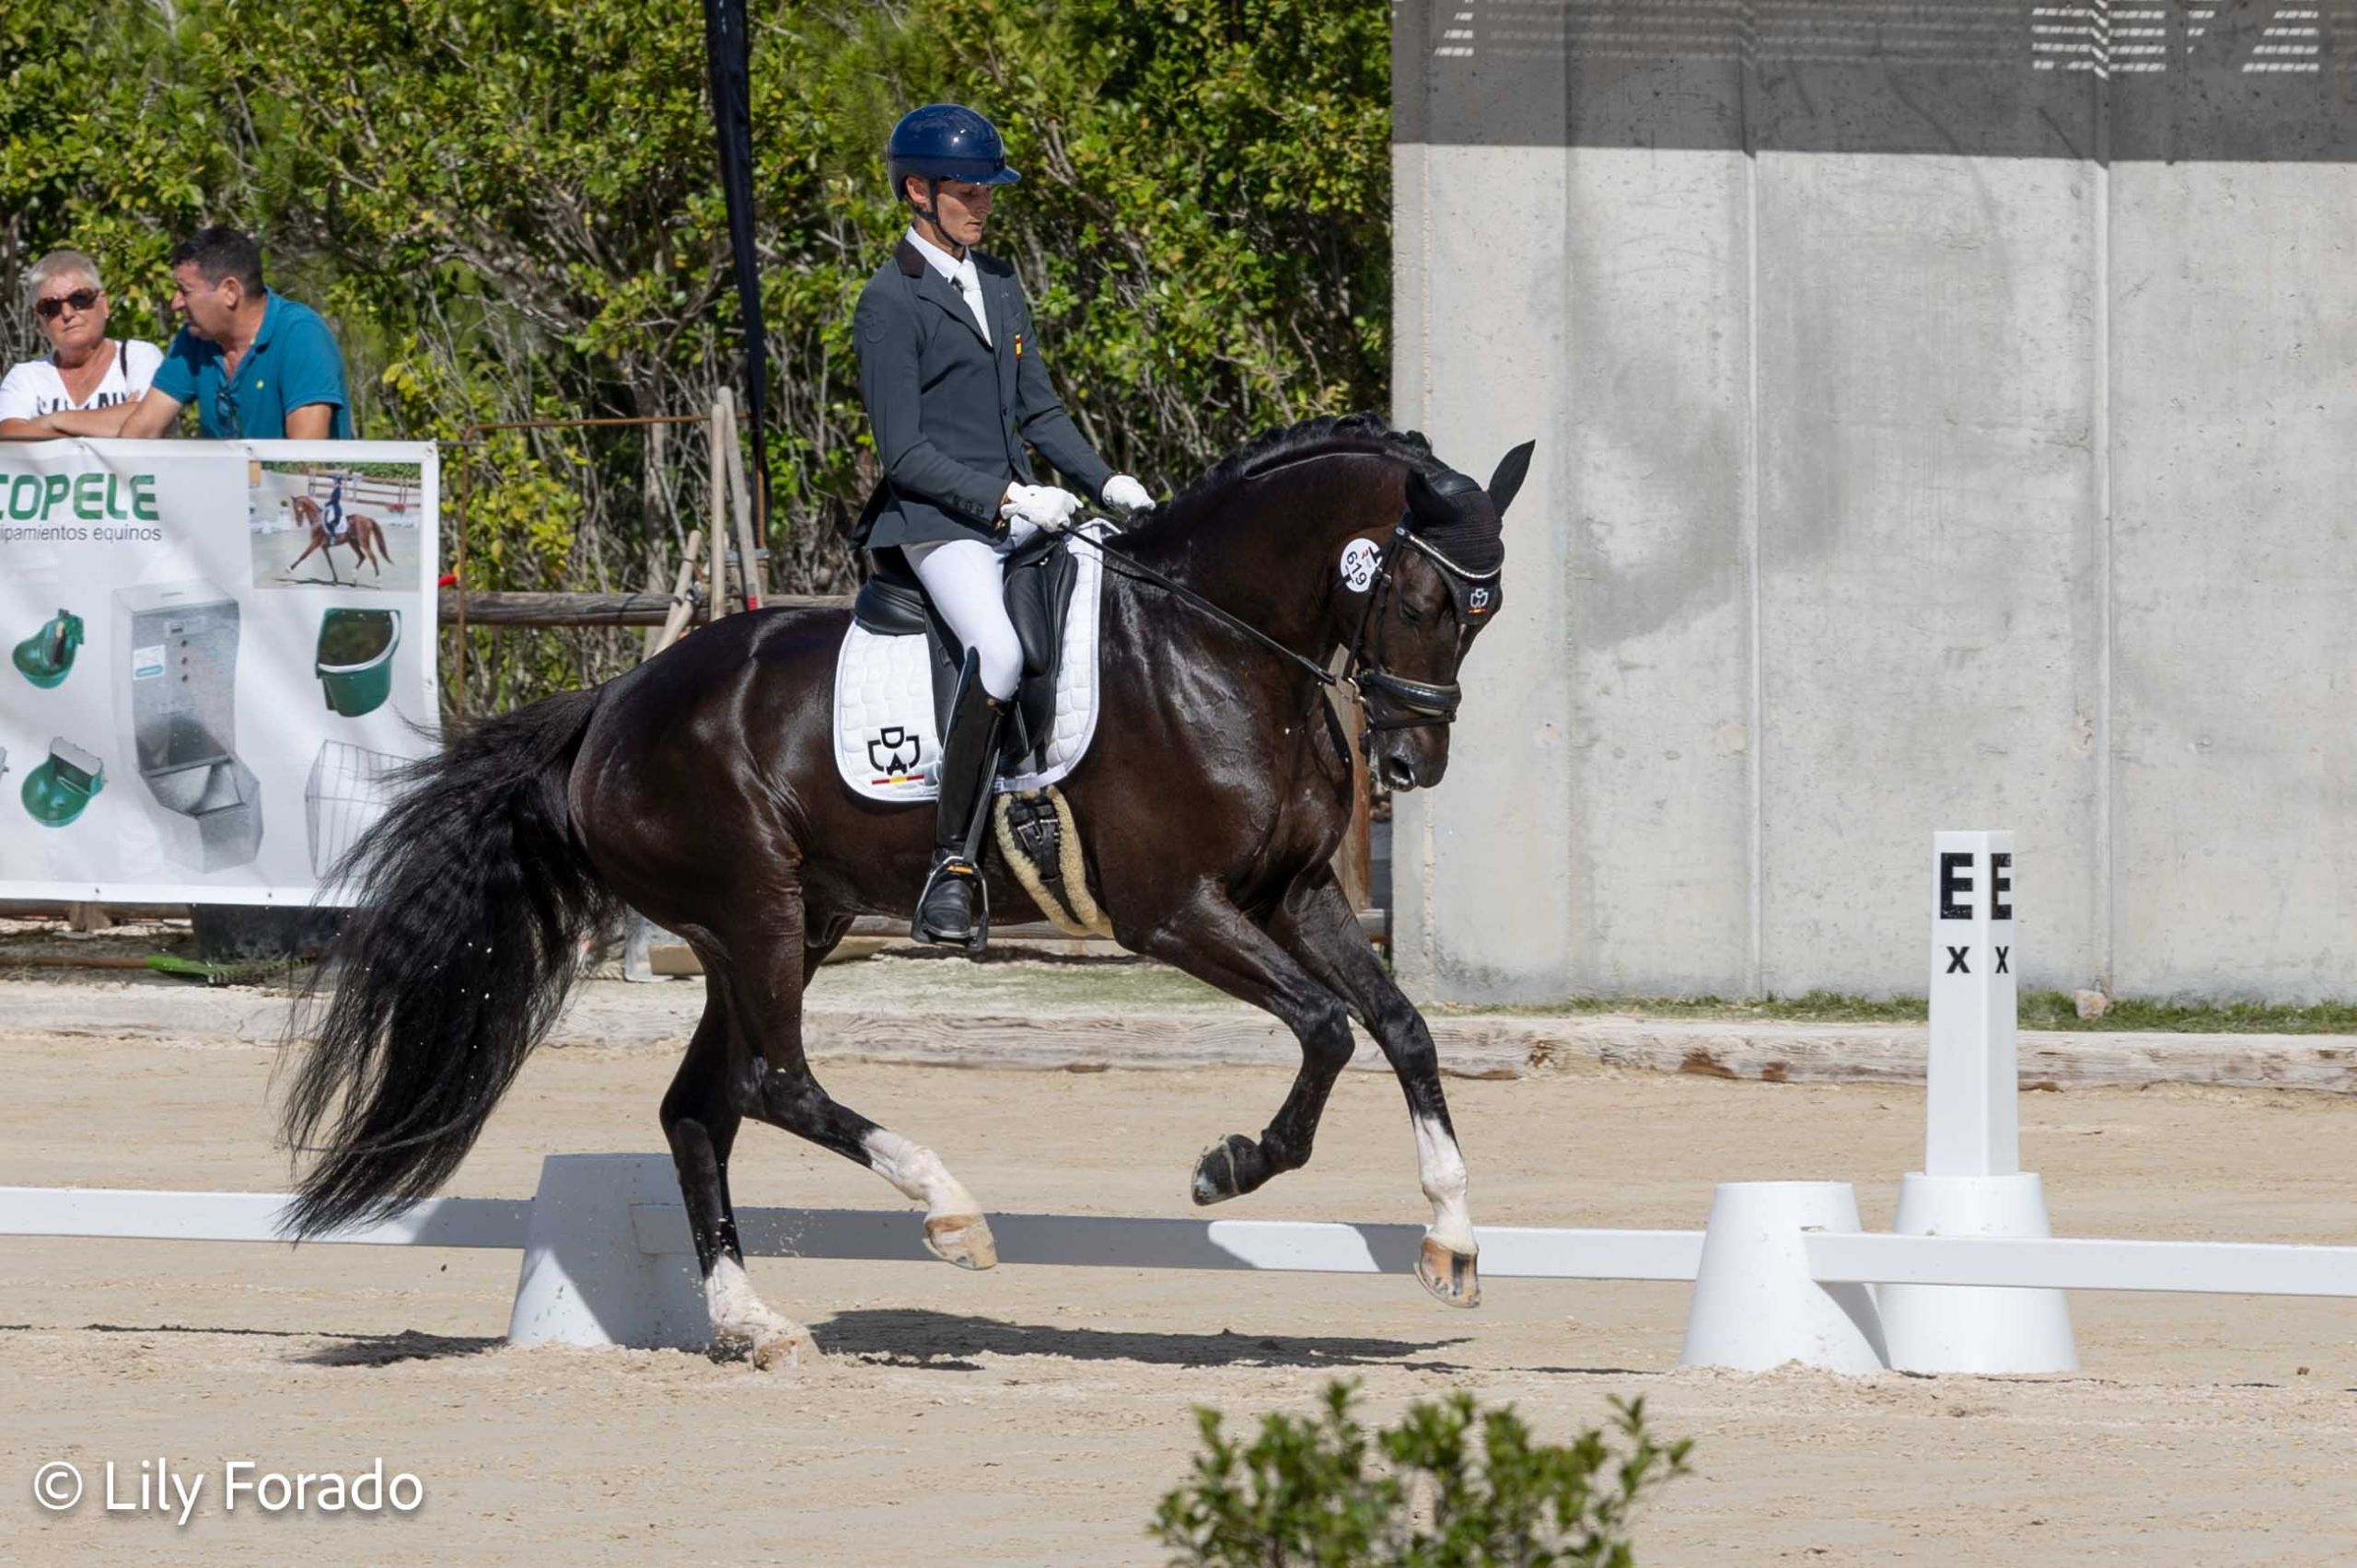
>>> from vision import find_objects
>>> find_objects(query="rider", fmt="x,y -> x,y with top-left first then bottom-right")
853,103 -> 1155,951
321,474 -> 350,545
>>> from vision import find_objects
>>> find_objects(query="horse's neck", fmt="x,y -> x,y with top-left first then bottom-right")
1128,457 -> 1402,661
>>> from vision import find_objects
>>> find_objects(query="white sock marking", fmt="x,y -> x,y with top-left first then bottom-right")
704,1256 -> 800,1343
863,1130 -> 982,1220
1412,1114 -> 1477,1254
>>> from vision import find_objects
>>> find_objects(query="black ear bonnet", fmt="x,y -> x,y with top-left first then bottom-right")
1399,467 -> 1503,626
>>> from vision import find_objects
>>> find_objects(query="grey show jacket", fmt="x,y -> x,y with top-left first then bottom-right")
852,236 -> 1114,552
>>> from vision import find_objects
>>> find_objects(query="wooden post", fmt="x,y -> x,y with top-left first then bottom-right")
716,387 -> 765,611
1326,673 -> 1374,911
639,418 -> 670,661
648,529 -> 705,655
707,400 -> 732,619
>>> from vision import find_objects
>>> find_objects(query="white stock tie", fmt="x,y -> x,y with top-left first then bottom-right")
952,257 -> 991,346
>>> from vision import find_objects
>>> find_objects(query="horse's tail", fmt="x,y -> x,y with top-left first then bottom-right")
279,686 -> 619,1237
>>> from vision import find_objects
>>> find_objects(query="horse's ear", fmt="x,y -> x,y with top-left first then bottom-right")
1487,441 -> 1535,517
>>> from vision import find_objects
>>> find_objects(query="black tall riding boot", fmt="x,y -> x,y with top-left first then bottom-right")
912,652 -> 1009,954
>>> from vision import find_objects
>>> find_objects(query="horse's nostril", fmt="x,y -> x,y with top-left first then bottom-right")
1381,756 -> 1416,791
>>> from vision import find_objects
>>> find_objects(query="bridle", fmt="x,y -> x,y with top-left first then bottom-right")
1090,507 -> 1499,737
1342,516 -> 1498,732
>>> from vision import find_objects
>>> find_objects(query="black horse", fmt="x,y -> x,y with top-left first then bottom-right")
283,413 -> 1532,1368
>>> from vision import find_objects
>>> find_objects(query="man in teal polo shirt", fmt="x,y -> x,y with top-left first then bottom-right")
29,226 -> 351,440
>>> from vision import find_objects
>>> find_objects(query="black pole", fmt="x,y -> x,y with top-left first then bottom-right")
701,0 -> 770,556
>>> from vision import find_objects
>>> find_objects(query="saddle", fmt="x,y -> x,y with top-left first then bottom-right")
851,529 -> 1085,772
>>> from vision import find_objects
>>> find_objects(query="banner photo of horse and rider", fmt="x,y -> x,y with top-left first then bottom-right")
248,459 -> 421,591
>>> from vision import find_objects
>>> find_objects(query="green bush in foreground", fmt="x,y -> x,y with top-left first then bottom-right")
1154,1380 -> 1691,1568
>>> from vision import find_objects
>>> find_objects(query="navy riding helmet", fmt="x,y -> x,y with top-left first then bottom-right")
888,104 -> 1021,203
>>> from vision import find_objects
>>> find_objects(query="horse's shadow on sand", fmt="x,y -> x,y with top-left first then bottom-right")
0,1321 -> 505,1367
812,1308 -> 1475,1373
282,1329 -> 504,1366
18,1319 -> 1663,1379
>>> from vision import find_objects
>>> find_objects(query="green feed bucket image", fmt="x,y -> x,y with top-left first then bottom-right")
315,608 -> 401,717
13,608 -> 83,689
23,738 -> 104,827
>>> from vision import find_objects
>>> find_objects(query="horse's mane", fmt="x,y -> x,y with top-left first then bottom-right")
1153,412 -> 1447,523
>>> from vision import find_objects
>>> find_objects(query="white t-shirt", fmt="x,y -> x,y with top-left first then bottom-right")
0,340 -> 164,422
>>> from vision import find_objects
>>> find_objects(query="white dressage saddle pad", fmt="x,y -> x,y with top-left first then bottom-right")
831,526 -> 1110,806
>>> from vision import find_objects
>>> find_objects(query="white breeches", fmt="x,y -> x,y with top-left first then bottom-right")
905,519 -> 1037,700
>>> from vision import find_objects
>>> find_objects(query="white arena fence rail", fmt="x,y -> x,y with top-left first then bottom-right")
2,830 -> 2351,1372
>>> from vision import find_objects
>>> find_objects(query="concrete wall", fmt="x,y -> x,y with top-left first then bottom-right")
1392,2 -> 2357,1002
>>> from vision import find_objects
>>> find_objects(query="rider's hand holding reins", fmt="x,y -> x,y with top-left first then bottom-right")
1102,473 -> 1155,515
1001,482 -> 1085,533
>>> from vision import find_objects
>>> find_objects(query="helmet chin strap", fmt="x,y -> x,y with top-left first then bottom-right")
909,178 -> 967,261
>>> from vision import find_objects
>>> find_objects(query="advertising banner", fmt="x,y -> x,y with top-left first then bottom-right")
0,439 -> 439,904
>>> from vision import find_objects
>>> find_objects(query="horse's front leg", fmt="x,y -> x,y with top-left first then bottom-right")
1126,881 -> 1360,1208
1265,865 -> 1480,1308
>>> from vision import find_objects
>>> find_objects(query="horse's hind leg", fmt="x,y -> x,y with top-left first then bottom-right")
660,975 -> 818,1368
722,910 -> 999,1273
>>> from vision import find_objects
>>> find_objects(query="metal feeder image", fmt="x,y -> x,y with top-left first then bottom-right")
114,582 -> 262,872
13,608 -> 83,689
21,738 -> 103,828
315,608 -> 401,717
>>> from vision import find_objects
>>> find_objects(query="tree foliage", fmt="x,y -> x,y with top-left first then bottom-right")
0,0 -> 225,366
1,0 -> 1390,711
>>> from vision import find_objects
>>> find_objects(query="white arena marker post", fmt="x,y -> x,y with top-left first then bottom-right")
1876,830 -> 2077,1375
1677,1180 -> 1888,1374
1925,830 -> 2017,1179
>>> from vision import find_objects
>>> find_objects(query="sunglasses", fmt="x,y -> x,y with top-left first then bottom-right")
212,381 -> 241,439
34,288 -> 100,319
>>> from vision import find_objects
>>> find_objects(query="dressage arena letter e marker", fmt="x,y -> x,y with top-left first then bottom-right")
1927,830 -> 2018,1179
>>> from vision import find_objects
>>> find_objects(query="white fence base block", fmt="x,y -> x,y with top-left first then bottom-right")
505,1154 -> 708,1351
1875,1171 -> 2078,1374
1678,1181 -> 1888,1374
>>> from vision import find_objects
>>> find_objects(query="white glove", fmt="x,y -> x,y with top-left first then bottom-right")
1000,482 -> 1084,533
1102,473 -> 1155,514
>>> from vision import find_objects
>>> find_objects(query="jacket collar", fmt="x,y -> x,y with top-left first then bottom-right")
897,238 -> 994,350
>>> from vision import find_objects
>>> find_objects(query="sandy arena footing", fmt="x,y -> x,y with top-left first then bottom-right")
4,995 -> 2356,1564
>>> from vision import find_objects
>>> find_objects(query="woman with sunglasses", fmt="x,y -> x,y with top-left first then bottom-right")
0,251 -> 162,438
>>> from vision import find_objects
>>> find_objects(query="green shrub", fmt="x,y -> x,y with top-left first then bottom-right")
1154,1379 -> 1691,1568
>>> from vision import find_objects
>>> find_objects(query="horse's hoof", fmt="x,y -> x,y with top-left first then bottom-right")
749,1323 -> 821,1371
1191,1134 -> 1259,1206
923,1212 -> 999,1271
1416,1236 -> 1481,1308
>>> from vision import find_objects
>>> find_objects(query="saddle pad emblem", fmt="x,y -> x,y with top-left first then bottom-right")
831,528 -> 1109,805
866,726 -> 923,782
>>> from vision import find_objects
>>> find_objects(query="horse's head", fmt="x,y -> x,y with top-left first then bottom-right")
1353,440 -> 1533,792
